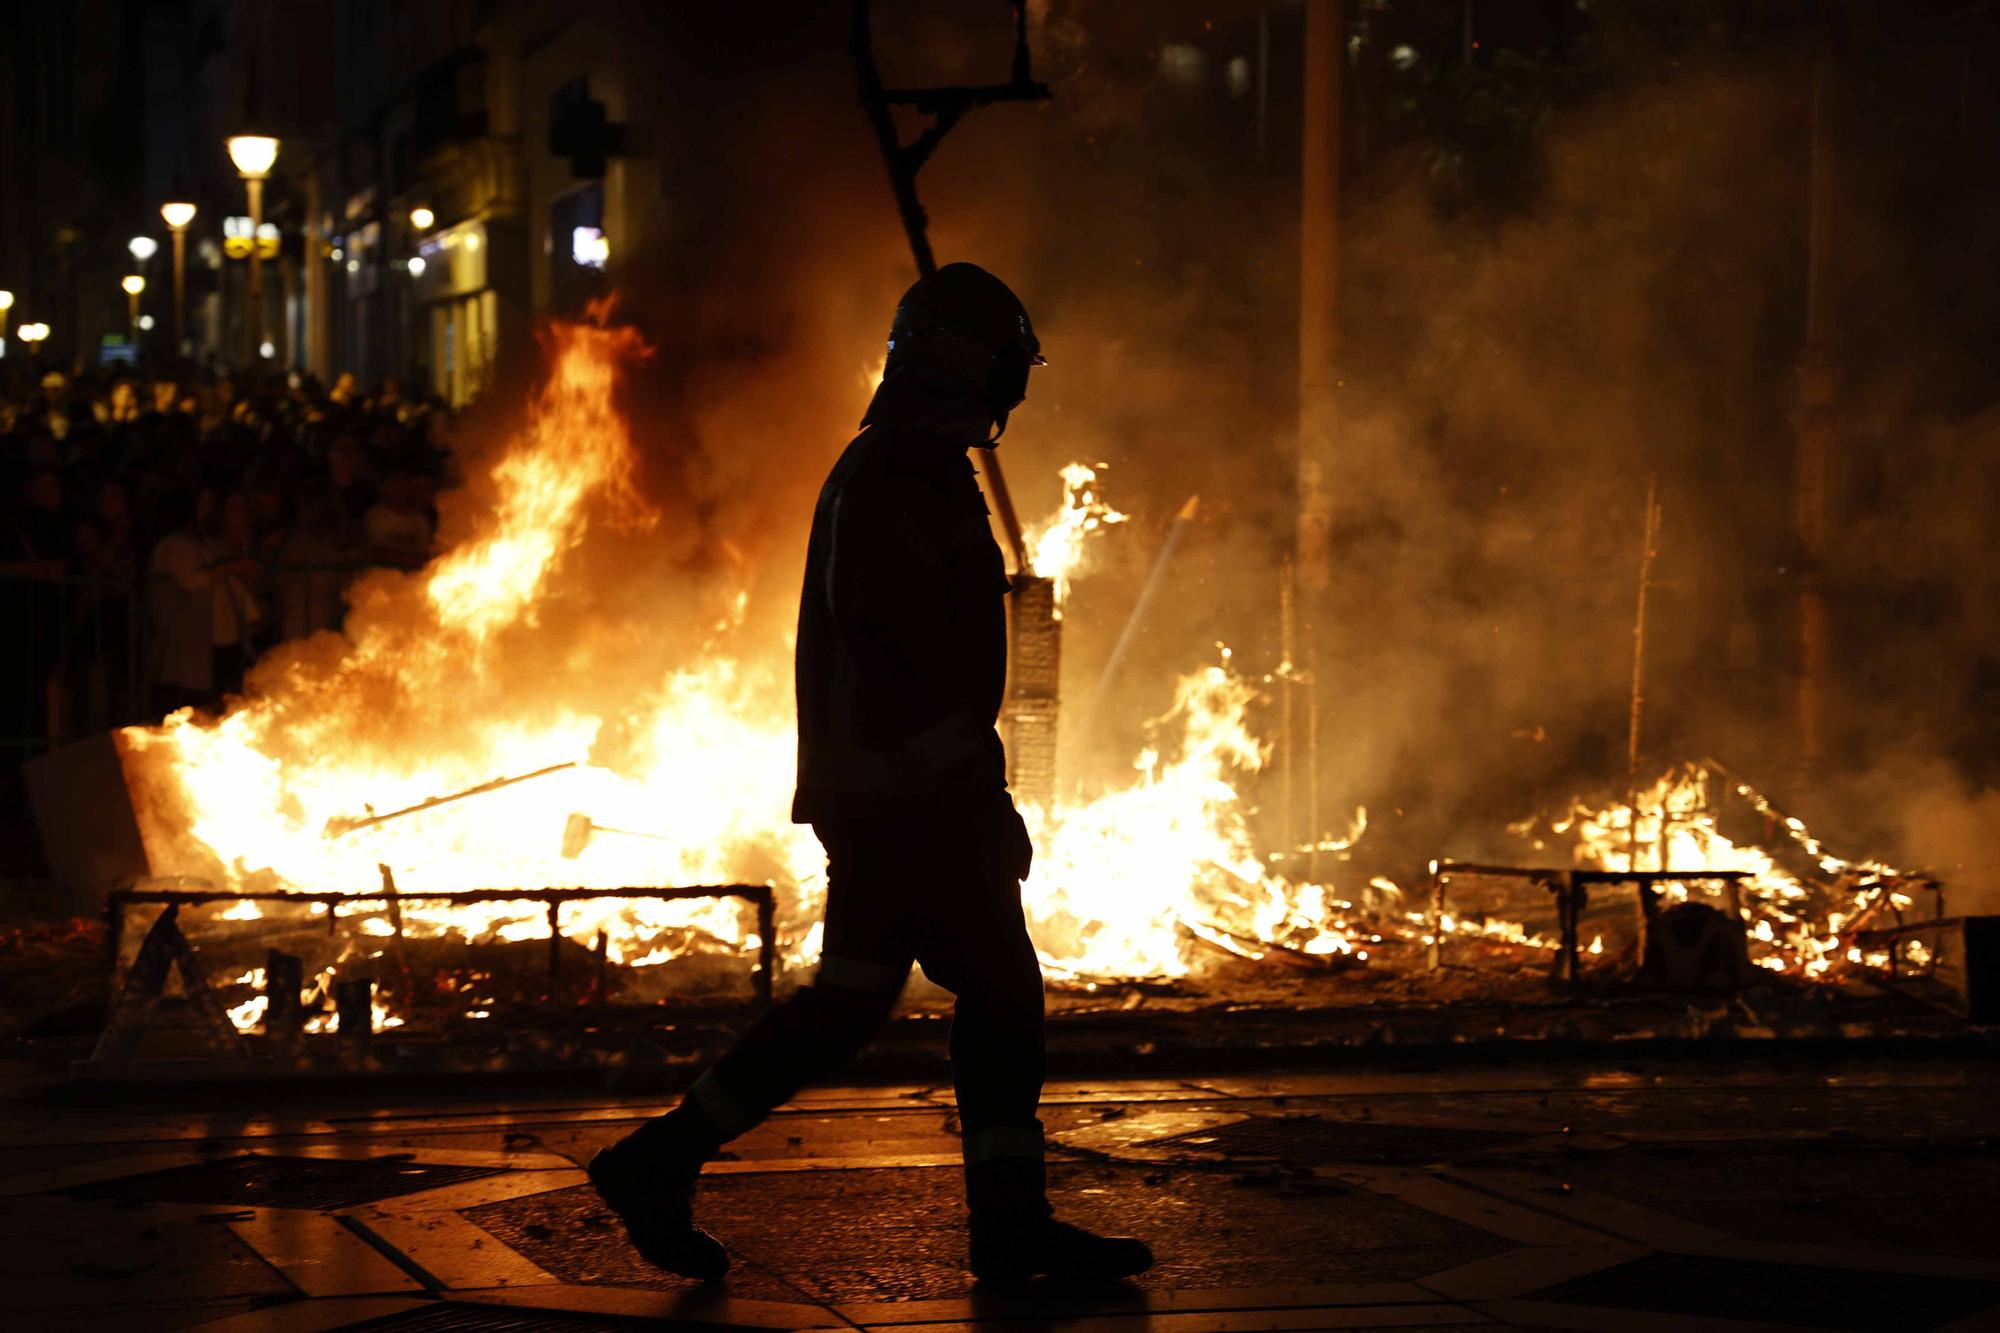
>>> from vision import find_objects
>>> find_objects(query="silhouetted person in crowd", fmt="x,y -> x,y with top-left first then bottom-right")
9,469 -> 69,566
1,468 -> 69,748
145,490 -> 213,715
325,435 -> 373,530
203,491 -> 266,697
279,488 -> 361,641
0,352 -> 455,736
363,471 -> 434,567
588,264 -> 1152,1283
64,480 -> 140,731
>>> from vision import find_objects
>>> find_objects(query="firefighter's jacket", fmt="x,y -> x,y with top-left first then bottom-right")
791,421 -> 1011,822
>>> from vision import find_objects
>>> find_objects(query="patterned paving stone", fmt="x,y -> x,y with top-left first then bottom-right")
14,1062 -> 2000,1329
0,1194 -> 293,1322
1528,1251 -> 2000,1331
335,1303 -> 661,1331
65,1153 -> 504,1210
1559,1140 -> 2000,1262
467,1160 -> 1512,1305
463,1183 -> 821,1305
1141,1115 -> 1528,1166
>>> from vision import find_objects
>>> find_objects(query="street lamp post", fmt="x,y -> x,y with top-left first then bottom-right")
121,275 -> 146,351
226,132 -> 280,367
17,322 -> 49,358
0,290 -> 13,352
160,200 -> 196,352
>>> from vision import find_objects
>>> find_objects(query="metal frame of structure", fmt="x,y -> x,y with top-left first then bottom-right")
105,881 -> 779,1007
1851,915 -> 1997,1022
1428,861 -> 1756,984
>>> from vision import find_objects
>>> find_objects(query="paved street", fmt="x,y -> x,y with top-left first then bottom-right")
2,1058 -> 1998,1331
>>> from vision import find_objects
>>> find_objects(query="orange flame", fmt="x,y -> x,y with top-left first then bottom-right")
129,316 -> 1893,1038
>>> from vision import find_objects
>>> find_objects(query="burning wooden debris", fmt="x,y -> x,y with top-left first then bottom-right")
79,880 -> 776,1074
23,314 -> 1946,1068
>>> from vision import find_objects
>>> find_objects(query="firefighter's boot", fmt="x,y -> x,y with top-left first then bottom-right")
587,1100 -> 731,1281
965,1139 -> 1153,1281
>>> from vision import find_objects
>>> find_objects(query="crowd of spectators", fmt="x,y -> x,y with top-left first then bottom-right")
0,360 -> 452,755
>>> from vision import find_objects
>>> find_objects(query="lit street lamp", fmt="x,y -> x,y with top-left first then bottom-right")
128,235 -> 159,264
410,205 -> 434,231
0,289 -> 12,351
121,274 -> 146,349
17,322 -> 49,357
160,200 -> 196,351
226,131 -> 280,365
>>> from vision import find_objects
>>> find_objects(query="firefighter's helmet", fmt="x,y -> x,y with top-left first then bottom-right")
885,262 -> 1045,440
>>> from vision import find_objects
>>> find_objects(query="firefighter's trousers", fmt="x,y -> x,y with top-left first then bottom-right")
640,798 -> 1048,1178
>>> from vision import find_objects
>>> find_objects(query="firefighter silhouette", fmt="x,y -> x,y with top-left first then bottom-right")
588,264 -> 1152,1282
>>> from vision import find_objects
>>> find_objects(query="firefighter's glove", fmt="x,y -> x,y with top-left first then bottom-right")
976,792 -> 1035,884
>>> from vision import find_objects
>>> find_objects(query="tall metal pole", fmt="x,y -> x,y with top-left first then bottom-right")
305,172 -> 330,379
1297,0 -> 1343,860
1279,558 -> 1298,856
170,228 -> 187,353
246,176 -> 265,365
1627,477 -> 1662,871
1794,4 -> 1837,784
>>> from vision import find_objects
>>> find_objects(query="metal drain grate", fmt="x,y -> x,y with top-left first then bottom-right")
65,1154 -> 505,1211
1529,1252 -> 2000,1331
1143,1116 -> 1523,1165
335,1303 -> 654,1332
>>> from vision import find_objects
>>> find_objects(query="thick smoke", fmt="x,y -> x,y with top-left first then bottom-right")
938,16 -> 1820,876
934,8 -> 1995,896
1321,61 -> 1811,865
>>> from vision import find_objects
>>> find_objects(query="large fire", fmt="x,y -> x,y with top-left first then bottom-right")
118,316 -> 1907,1033
124,319 -> 812,978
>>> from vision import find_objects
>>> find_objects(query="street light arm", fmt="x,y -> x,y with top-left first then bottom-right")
850,0 -> 1047,577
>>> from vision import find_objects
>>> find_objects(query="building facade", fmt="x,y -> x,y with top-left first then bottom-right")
7,0 -> 678,402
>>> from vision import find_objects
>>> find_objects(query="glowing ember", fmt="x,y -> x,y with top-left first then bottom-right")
224,964 -> 404,1035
